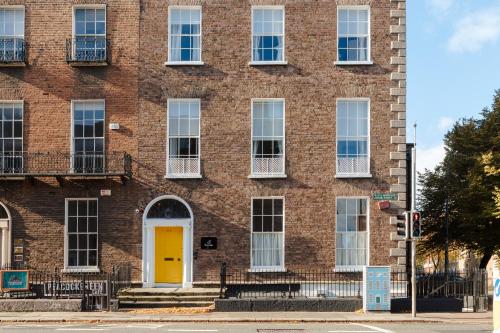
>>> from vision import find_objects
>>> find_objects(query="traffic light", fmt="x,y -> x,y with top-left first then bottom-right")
412,211 -> 422,238
396,212 -> 410,239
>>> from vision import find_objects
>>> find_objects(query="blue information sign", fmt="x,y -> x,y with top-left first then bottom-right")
363,266 -> 391,311
1,270 -> 30,291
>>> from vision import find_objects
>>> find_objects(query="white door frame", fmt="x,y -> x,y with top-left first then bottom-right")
142,195 -> 193,288
0,202 -> 12,267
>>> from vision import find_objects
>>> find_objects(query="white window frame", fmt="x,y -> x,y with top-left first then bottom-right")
335,5 -> 372,66
250,196 -> 286,272
335,98 -> 371,178
70,100 -> 106,174
250,5 -> 287,66
166,5 -> 204,66
166,98 -> 202,179
71,5 -> 107,61
63,198 -> 99,273
0,100 -> 23,174
335,196 -> 370,272
249,98 -> 286,178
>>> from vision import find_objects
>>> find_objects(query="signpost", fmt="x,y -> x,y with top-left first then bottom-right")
494,262 -> 500,333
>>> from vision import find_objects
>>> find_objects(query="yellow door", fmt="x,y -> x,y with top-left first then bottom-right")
155,227 -> 183,284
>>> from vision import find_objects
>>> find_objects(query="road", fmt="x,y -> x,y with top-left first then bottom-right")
0,323 -> 492,333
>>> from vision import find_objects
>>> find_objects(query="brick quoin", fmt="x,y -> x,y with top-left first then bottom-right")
0,0 -> 406,284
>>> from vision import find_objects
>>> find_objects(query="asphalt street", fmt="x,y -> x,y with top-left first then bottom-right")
0,323 -> 493,333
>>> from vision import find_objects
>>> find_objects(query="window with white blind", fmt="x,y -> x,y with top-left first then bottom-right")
0,7 -> 25,62
335,197 -> 368,269
73,7 -> 106,62
337,6 -> 371,64
167,99 -> 201,178
0,101 -> 23,173
168,6 -> 202,64
336,99 -> 370,177
65,198 -> 98,271
72,100 -> 105,174
251,198 -> 284,270
251,99 -> 285,177
251,6 -> 285,64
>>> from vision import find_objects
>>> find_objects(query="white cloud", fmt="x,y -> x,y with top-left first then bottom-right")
438,116 -> 454,132
428,0 -> 455,12
416,144 -> 446,174
448,5 -> 500,53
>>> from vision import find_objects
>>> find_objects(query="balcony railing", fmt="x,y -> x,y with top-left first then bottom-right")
336,156 -> 370,176
167,157 -> 200,178
251,156 -> 285,177
0,38 -> 26,64
0,152 -> 131,178
66,37 -> 109,65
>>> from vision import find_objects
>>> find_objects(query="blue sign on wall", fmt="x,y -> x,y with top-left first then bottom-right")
495,278 -> 500,301
1,270 -> 30,291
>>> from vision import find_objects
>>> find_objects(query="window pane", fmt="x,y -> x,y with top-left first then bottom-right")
252,216 -> 262,232
263,199 -> 273,215
263,215 -> 273,232
68,217 -> 77,232
253,199 -> 263,215
274,216 -> 283,232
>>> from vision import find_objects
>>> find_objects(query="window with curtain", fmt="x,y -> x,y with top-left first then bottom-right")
0,8 -> 25,62
252,7 -> 284,63
167,99 -> 200,177
74,7 -> 106,61
336,198 -> 368,268
66,199 -> 98,269
251,198 -> 284,270
169,7 -> 201,63
72,100 -> 105,174
252,99 -> 285,176
0,102 -> 23,173
337,7 -> 370,63
336,99 -> 369,176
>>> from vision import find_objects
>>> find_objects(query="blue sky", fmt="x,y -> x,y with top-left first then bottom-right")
407,0 -> 500,173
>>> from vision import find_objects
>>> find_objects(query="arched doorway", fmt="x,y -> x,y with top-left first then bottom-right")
0,203 -> 11,267
142,195 -> 193,288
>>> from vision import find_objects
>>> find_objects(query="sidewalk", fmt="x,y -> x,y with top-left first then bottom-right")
0,310 -> 492,324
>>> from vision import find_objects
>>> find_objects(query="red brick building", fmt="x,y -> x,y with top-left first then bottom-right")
0,0 -> 407,288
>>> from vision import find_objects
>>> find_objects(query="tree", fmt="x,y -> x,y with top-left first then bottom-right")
418,90 -> 500,269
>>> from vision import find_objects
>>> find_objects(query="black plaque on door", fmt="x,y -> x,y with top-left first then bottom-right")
201,237 -> 217,250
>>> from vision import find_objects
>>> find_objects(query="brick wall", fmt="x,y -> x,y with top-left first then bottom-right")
0,0 -> 406,283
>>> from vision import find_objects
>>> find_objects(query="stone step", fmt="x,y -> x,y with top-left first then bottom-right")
117,295 -> 217,302
118,288 -> 219,297
193,281 -> 220,289
119,300 -> 214,308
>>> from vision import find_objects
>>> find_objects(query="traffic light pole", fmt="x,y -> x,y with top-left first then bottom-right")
411,124 -> 417,318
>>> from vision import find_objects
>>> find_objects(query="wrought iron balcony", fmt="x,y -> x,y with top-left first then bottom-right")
66,37 -> 109,66
0,38 -> 26,66
251,156 -> 286,178
0,152 -> 131,180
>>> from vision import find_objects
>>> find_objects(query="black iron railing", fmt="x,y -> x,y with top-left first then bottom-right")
0,264 -> 132,311
219,264 -> 363,299
219,263 -> 488,302
0,152 -> 131,178
66,37 -> 108,63
0,38 -> 25,63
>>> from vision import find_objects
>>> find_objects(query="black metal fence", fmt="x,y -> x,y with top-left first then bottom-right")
66,37 -> 108,63
0,38 -> 25,63
0,264 -> 131,311
219,263 -> 488,302
0,152 -> 132,178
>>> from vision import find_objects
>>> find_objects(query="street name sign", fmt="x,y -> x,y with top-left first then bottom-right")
372,193 -> 398,201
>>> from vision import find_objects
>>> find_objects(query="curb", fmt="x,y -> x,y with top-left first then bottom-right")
0,318 -> 491,324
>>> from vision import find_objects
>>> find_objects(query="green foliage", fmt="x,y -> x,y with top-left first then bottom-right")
418,90 -> 500,268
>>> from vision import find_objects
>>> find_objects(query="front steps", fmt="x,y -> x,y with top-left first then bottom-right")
117,287 -> 220,308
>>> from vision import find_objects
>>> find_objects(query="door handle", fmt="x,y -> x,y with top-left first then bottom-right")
164,257 -> 174,261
